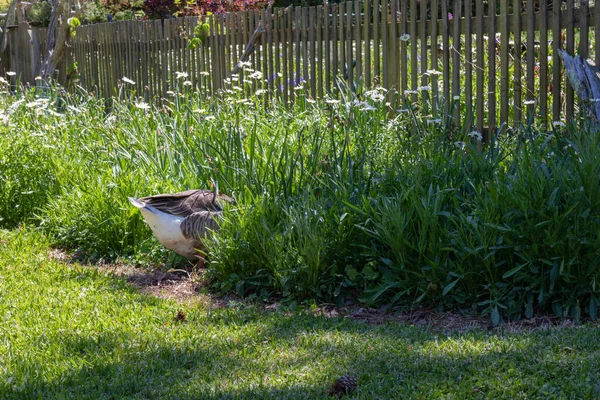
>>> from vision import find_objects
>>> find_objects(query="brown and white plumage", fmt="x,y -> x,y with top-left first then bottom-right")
128,189 -> 234,265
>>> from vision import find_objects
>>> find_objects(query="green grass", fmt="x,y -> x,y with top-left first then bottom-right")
1,228 -> 600,399
1,80 -> 600,322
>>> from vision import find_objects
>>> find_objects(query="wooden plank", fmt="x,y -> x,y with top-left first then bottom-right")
332,4 -> 338,89
452,0 -> 462,126
565,0 -> 574,121
476,0 -> 484,133
262,9 -> 268,95
465,0 -> 473,129
346,2 -> 353,90
338,2 -> 346,89
400,0 -> 407,94
526,0 -> 535,119
410,0 -> 417,101
500,0 -> 509,127
431,0 -> 438,112
303,6 -> 309,90
160,19 -> 168,97
140,22 -> 149,94
580,0 -> 589,59
389,0 -> 398,101
540,0 -> 548,129
420,0 -> 428,113
274,8 -> 281,97
442,0 -> 450,110
513,0 -> 522,126
552,0 -> 561,122
354,0 -> 362,90
373,0 -> 380,81
317,5 -> 323,97
310,6 -> 317,98
281,9 -> 288,104
225,13 -> 232,78
488,0 -> 497,140
324,4 -> 331,93
287,8 -> 294,101
381,0 -> 389,90
267,9 -> 274,93
212,16 -> 221,91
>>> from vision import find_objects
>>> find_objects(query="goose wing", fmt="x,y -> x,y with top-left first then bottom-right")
180,210 -> 222,241
140,189 -> 234,217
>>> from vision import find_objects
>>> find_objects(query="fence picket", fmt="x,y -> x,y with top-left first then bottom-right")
4,0 -> 595,131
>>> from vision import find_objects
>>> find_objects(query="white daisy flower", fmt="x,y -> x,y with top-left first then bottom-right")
135,101 -> 150,110
122,76 -> 135,85
469,131 -> 483,141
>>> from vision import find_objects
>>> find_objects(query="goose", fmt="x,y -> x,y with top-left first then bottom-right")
128,189 -> 235,268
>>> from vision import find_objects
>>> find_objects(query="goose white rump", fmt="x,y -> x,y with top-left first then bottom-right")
128,189 -> 235,263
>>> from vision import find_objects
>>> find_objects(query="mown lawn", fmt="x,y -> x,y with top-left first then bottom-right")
1,228 -> 599,400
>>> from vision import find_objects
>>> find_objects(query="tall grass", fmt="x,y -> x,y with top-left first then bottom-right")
1,79 -> 599,322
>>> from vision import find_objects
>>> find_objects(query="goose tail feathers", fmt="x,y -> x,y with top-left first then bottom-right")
128,197 -> 146,209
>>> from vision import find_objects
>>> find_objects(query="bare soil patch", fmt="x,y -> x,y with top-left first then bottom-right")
48,248 -> 586,333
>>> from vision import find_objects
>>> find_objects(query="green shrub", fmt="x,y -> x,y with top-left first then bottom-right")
27,0 -> 52,27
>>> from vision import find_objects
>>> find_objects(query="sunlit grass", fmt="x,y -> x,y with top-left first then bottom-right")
1,228 -> 600,399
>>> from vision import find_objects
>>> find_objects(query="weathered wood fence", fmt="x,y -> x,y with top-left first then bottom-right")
1,0 -> 599,134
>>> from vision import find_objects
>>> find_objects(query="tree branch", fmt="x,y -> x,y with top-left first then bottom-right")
228,0 -> 276,78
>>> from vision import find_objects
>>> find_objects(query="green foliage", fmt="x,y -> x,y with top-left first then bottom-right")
79,1 -> 110,24
27,0 -> 52,27
1,80 -> 600,321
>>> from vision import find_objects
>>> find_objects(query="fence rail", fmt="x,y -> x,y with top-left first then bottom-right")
1,0 -> 598,135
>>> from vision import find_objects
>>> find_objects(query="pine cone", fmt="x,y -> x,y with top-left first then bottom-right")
328,375 -> 357,397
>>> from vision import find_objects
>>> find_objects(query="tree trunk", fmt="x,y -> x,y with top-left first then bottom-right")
558,50 -> 600,131
38,0 -> 71,80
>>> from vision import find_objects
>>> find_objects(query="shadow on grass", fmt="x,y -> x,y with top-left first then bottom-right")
2,236 -> 600,399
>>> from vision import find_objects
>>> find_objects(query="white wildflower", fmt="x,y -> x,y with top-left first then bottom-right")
232,85 -> 242,91
193,108 -> 206,113
552,120 -> 565,128
255,89 -> 267,95
453,95 -> 460,100
249,71 -> 263,80
200,71 -> 210,76
183,80 -> 193,86
417,85 -> 431,91
6,71 -> 16,76
239,61 -> 252,68
404,90 -> 418,95
167,90 -> 175,96
400,33 -> 410,41
454,141 -> 466,149
325,99 -> 341,104
175,71 -> 189,79
360,104 -> 377,111
426,69 -> 442,76
523,100 -> 535,105
122,76 -> 135,85
294,85 -> 304,91
427,118 -> 442,124
205,115 -> 216,121
135,101 -> 150,110
306,98 -> 316,103
469,131 -> 483,141
0,77 -> 7,84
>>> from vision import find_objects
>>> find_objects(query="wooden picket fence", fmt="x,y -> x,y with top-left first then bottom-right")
2,0 -> 599,135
